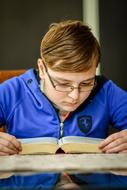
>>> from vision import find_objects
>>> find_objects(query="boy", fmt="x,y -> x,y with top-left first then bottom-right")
0,20 -> 127,188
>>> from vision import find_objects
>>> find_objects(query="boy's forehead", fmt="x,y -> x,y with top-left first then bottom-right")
48,66 -> 96,82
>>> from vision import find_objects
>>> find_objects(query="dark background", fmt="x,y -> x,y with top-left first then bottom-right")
0,0 -> 127,91
99,0 -> 127,91
0,0 -> 82,70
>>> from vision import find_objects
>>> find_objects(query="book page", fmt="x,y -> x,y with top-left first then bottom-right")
18,137 -> 59,155
18,137 -> 58,144
59,136 -> 103,153
59,136 -> 103,144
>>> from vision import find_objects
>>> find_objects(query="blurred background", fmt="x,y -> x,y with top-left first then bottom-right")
0,0 -> 127,91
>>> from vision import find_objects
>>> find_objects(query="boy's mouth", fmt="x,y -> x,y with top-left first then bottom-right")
64,102 -> 78,106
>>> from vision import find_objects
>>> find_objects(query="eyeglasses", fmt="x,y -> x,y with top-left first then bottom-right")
43,63 -> 96,93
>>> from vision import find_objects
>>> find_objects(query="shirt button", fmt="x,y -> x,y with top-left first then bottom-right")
27,79 -> 33,84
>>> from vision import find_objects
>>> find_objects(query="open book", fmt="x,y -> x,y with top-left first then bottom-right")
18,136 -> 103,155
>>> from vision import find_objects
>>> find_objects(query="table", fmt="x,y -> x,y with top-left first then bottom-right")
0,154 -> 127,189
0,153 -> 127,174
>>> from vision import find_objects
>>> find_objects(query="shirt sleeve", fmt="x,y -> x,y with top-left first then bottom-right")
107,81 -> 127,130
0,104 -> 6,126
0,78 -> 24,127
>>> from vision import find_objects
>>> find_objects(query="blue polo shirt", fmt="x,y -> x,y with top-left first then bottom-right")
0,69 -> 127,188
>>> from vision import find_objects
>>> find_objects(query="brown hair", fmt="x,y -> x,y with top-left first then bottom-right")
40,20 -> 100,72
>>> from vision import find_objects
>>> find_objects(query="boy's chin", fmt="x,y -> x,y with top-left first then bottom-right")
60,105 -> 78,112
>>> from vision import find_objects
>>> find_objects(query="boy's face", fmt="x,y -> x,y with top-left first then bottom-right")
38,59 -> 96,112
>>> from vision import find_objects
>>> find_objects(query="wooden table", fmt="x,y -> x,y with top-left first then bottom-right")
0,153 -> 127,174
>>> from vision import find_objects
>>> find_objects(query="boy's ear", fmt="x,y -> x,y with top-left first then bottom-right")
37,58 -> 45,80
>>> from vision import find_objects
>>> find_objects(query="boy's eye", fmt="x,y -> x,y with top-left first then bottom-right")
59,83 -> 70,86
81,82 -> 94,86
53,80 -> 70,86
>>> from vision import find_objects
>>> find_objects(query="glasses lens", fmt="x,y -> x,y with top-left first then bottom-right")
55,85 -> 72,92
55,82 -> 96,92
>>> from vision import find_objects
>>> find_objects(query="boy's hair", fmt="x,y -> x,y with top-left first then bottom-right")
40,20 -> 100,72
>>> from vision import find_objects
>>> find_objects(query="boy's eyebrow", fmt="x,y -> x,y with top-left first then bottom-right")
51,76 -> 95,83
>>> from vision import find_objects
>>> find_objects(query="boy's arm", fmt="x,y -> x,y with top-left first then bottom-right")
99,82 -> 127,153
99,129 -> 127,153
0,108 -> 22,155
0,132 -> 22,155
0,81 -> 22,155
99,81 -> 127,153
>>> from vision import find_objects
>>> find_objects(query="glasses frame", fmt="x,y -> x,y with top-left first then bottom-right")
43,63 -> 97,93
43,63 -> 56,88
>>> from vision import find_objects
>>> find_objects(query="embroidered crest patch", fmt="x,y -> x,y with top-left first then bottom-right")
78,115 -> 92,134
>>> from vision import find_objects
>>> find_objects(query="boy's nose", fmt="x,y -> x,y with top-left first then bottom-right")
68,88 -> 79,100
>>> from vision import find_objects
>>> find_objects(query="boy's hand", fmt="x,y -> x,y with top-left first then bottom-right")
0,132 -> 22,155
99,129 -> 127,153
